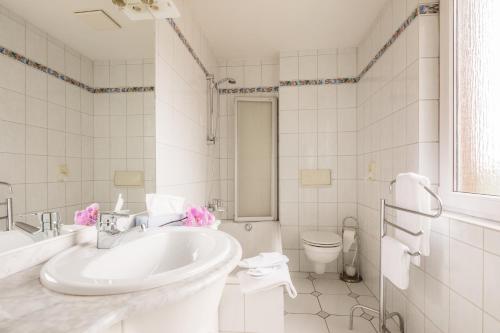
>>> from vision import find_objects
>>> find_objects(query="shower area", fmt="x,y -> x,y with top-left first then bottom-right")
206,75 -> 278,222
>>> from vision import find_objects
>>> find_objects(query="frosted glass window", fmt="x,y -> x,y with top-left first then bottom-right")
455,0 -> 500,196
235,99 -> 277,220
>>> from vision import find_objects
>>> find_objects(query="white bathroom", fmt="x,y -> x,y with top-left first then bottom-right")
0,0 -> 499,332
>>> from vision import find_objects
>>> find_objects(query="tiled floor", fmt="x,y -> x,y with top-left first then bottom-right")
285,272 -> 379,333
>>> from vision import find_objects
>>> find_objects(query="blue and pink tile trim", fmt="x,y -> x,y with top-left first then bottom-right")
0,46 -> 154,94
0,3 -> 438,95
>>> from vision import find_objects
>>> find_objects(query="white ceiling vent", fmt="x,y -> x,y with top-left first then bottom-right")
74,10 -> 121,31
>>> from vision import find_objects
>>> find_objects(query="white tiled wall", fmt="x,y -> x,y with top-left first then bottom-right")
0,7 -> 94,224
278,49 -> 358,272
356,0 -> 440,296
155,0 -> 219,206
356,0 -> 500,332
92,60 -> 156,212
217,57 -> 279,88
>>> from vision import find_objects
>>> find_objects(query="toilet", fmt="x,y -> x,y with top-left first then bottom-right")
301,231 -> 342,274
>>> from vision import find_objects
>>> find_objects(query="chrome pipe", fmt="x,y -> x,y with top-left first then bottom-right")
379,198 -> 386,333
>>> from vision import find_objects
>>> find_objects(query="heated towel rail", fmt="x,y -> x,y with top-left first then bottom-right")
349,179 -> 443,333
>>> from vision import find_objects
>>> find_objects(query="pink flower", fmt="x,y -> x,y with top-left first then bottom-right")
183,206 -> 215,227
74,203 -> 100,226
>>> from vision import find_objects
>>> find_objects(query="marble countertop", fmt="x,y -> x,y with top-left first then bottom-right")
0,239 -> 241,333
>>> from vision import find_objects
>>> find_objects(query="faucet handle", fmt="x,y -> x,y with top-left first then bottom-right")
97,213 -> 120,234
39,211 -> 61,232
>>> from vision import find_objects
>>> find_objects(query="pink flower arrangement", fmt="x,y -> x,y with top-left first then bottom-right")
183,206 -> 215,227
74,203 -> 100,226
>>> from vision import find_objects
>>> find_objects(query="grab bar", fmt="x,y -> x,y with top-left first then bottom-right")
388,179 -> 443,218
383,219 -> 423,236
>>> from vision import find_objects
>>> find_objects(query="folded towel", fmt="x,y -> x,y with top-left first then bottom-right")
238,252 -> 289,269
382,236 -> 410,290
247,266 -> 281,278
237,264 -> 297,298
394,172 -> 432,266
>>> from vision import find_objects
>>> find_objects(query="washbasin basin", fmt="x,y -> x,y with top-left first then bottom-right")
40,226 -> 237,295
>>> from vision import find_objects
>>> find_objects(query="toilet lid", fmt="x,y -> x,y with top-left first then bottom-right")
301,231 -> 341,246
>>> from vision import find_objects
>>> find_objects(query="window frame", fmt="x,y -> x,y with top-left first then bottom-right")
440,0 -> 500,221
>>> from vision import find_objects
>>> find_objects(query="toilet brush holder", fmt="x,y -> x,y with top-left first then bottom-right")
340,217 -> 362,283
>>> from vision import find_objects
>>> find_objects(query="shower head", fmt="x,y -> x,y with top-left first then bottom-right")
217,77 -> 236,85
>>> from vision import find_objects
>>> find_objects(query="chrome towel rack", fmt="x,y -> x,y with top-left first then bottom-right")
349,178 -> 443,333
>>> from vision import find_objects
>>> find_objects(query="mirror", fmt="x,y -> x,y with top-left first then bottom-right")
0,0 -> 155,254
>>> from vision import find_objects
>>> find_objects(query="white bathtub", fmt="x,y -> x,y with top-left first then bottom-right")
219,220 -> 282,266
218,220 -> 284,333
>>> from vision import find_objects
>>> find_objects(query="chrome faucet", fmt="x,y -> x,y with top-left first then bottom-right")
0,182 -> 14,231
207,198 -> 224,213
15,211 -> 62,236
96,212 -> 141,249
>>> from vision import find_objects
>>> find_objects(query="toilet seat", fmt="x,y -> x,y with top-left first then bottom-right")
301,231 -> 342,247
303,240 -> 341,248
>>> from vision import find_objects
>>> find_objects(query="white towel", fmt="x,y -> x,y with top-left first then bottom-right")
394,172 -> 432,266
237,264 -> 297,298
239,252 -> 289,269
382,236 -> 411,290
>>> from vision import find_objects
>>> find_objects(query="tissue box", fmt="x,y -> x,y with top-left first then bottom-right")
134,213 -> 185,228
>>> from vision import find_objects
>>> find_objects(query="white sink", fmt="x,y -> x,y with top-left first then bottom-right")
40,226 -> 235,296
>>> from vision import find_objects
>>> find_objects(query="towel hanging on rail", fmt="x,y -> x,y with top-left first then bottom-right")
394,173 -> 431,266
381,236 -> 411,290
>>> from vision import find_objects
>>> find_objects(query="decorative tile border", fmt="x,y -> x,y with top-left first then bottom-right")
0,3 -> 438,96
166,18 -> 210,77
280,77 -> 358,87
419,3 -> 439,15
218,86 -> 279,94
0,46 -> 154,94
357,2 -> 438,80
215,2 -> 439,94
93,87 -> 155,93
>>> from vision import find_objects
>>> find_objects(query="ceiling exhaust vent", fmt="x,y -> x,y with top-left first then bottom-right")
74,10 -> 121,31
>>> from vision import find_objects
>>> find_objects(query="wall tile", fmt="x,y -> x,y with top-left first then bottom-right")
299,55 -> 317,80
449,291 -> 483,333
279,87 -> 299,110
485,228 -> 500,256
425,232 -> 450,284
484,312 -> 500,333
450,239 -> 483,307
425,275 -> 450,333
280,56 -> 299,80
318,53 -> 337,78
484,252 -> 500,321
450,219 -> 483,248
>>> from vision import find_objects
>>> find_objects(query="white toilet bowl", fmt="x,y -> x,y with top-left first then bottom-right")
301,231 -> 342,274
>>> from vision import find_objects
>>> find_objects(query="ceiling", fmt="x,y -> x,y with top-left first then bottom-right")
188,0 -> 386,59
0,0 -> 386,62
0,0 -> 155,60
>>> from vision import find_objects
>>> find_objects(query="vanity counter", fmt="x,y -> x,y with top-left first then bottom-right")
0,244 -> 241,333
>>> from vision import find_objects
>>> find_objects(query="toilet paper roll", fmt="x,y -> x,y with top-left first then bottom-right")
343,229 -> 356,253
